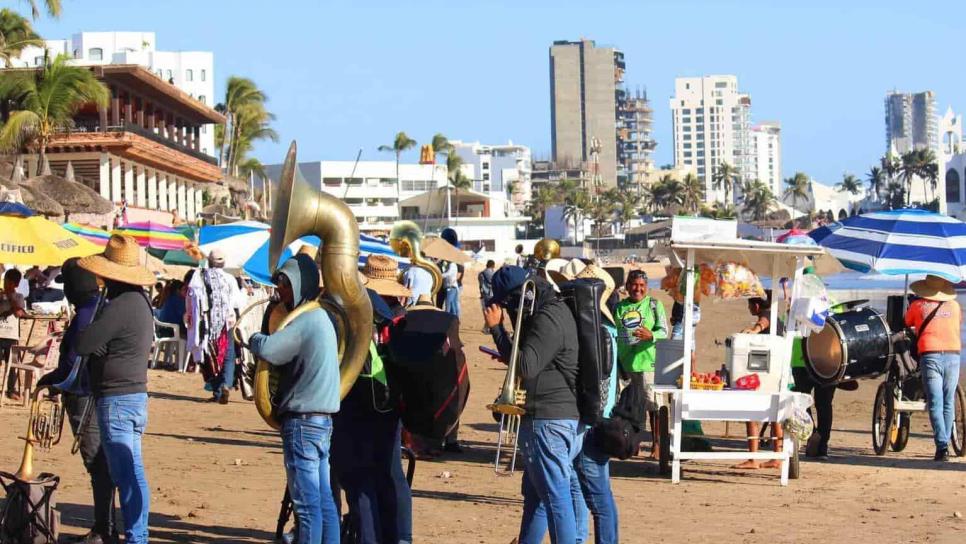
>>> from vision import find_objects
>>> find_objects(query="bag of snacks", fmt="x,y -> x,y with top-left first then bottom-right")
714,261 -> 765,300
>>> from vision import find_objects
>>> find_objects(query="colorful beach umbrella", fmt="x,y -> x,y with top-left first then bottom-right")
114,221 -> 190,251
809,208 -> 966,282
199,221 -> 407,285
0,206 -> 102,265
63,222 -> 111,246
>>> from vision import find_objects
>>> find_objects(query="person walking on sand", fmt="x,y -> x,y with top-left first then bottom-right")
75,235 -> 156,544
905,275 -> 962,462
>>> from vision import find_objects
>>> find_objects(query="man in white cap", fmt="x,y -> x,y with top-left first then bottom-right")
905,274 -> 962,462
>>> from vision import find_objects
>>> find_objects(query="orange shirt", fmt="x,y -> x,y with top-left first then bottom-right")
904,299 -> 962,354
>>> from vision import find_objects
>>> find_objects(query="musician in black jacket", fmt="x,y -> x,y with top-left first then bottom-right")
483,266 -> 581,544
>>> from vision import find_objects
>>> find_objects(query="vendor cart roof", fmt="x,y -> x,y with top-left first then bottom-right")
669,239 -> 829,278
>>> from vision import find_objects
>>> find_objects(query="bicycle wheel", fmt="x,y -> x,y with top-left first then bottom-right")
891,413 -> 911,452
872,381 -> 896,456
952,385 -> 966,457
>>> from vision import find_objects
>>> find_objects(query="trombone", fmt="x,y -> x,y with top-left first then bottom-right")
487,278 -> 536,476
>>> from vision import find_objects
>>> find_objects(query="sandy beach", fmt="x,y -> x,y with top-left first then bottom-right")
2,265 -> 965,544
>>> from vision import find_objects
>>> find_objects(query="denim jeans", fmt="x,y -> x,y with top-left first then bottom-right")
282,415 -> 340,544
517,418 -> 579,544
212,338 -> 236,399
444,286 -> 461,317
921,352 -> 961,449
96,392 -> 149,544
574,428 -> 618,544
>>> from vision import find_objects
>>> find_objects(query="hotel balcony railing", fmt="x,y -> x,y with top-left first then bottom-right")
400,212 -> 487,220
58,121 -> 218,166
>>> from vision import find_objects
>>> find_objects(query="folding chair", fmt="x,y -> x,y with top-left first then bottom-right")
0,471 -> 60,543
0,336 -> 60,408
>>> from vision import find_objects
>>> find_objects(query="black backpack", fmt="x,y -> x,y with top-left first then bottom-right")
385,306 -> 470,439
558,278 -> 613,426
593,377 -> 648,459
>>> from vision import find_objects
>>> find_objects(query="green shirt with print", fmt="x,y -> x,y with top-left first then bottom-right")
615,295 -> 669,373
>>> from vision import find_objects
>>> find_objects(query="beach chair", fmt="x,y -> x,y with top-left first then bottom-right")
151,318 -> 190,372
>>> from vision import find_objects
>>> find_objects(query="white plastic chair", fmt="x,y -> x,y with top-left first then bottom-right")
152,318 -> 190,372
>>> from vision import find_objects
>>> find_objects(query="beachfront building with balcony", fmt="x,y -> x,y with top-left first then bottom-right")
450,139 -> 532,214
3,64 -> 225,223
14,31 -> 216,157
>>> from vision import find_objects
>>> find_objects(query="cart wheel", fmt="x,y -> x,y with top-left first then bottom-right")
891,413 -> 911,452
872,381 -> 897,456
658,406 -> 671,476
952,385 -> 966,457
789,434 -> 801,480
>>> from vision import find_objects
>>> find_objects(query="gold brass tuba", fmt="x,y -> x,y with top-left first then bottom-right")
249,141 -> 373,430
533,238 -> 561,262
389,220 -> 442,296
15,385 -> 67,481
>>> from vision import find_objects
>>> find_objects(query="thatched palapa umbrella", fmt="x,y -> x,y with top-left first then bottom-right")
26,161 -> 114,216
0,175 -> 65,217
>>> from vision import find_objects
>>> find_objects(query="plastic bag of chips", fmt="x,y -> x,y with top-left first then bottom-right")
714,261 -> 765,300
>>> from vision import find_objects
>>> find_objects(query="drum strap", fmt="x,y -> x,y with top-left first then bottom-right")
918,301 -> 944,339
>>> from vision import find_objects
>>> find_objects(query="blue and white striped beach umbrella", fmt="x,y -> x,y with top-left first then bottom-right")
809,208 -> 966,282
199,221 -> 407,285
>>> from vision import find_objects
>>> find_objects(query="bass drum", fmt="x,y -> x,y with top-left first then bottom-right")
804,307 -> 893,386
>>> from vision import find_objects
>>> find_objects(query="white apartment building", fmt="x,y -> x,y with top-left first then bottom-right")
14,32 -> 216,157
669,75 -> 752,203
450,140 -> 532,214
885,90 -> 938,157
262,160 -> 448,232
750,122 -> 782,197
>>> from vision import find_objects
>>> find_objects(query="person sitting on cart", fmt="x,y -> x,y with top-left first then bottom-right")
736,290 -> 784,470
904,274 -> 962,462
615,269 -> 669,459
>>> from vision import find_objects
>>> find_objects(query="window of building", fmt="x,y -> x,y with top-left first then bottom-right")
683,143 -> 692,149
166,69 -> 173,80
34,56 -> 44,66
682,117 -> 691,124
682,109 -> 691,115
345,177 -> 363,185
716,99 -> 723,105
345,198 -> 364,206
715,81 -> 727,88
200,69 -> 206,81
323,177 -> 342,187
482,161 -> 490,170
685,83 -> 690,90
185,69 -> 193,82
683,126 -> 691,132
684,152 -> 692,158
946,168 -> 961,203
198,95 -> 206,104
482,173 -> 490,181
683,134 -> 691,141
201,125 -> 206,134
88,48 -> 103,61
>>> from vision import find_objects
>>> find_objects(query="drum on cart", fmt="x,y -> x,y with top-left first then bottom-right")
804,307 -> 893,385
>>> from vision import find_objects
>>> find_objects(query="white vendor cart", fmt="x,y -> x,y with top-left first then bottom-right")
655,237 -> 827,486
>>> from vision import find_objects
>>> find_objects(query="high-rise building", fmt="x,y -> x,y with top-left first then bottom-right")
14,32 -> 216,157
885,90 -> 938,156
750,122 -> 782,197
549,39 -> 653,188
669,75 -> 752,203
450,140 -> 531,214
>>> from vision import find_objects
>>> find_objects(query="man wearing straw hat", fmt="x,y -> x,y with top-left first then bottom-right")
75,234 -> 156,544
332,254 -> 413,544
905,274 -> 962,462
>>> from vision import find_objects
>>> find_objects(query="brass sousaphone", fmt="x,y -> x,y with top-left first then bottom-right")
246,142 -> 374,429
389,220 -> 443,296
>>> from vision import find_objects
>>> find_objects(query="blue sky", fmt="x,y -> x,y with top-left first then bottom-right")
23,0 -> 966,185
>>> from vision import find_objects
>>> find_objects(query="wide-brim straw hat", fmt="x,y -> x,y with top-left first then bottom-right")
575,264 -> 616,325
78,234 -> 155,286
910,274 -> 958,302
362,254 -> 411,298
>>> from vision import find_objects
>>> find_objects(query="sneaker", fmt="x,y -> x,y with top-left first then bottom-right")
443,441 -> 464,454
219,387 -> 230,405
805,432 -> 822,457
935,447 -> 950,462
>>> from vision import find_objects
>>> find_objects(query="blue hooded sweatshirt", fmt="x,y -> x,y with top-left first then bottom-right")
249,254 -> 340,416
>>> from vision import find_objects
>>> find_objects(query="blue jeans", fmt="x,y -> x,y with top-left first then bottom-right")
96,393 -> 149,544
444,286 -> 461,317
282,415 -> 340,544
921,352 -> 961,449
212,338 -> 236,398
517,418 -> 579,544
574,428 -> 618,544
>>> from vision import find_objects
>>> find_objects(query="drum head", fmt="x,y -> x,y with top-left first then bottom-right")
806,323 -> 844,381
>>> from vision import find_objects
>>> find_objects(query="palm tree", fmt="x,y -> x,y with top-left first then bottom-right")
378,131 -> 418,216
22,0 -> 60,20
836,173 -> 862,195
215,76 -> 272,173
562,187 -> 592,243
866,166 -> 884,201
711,161 -> 738,204
422,133 -> 454,229
609,189 -> 640,232
680,172 -> 704,214
0,54 -> 108,163
899,150 -> 920,205
225,104 -> 278,177
589,196 -> 615,240
526,185 -> 560,237
742,179 -> 776,221
450,170 -> 473,226
0,9 -> 42,67
783,172 -> 811,213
